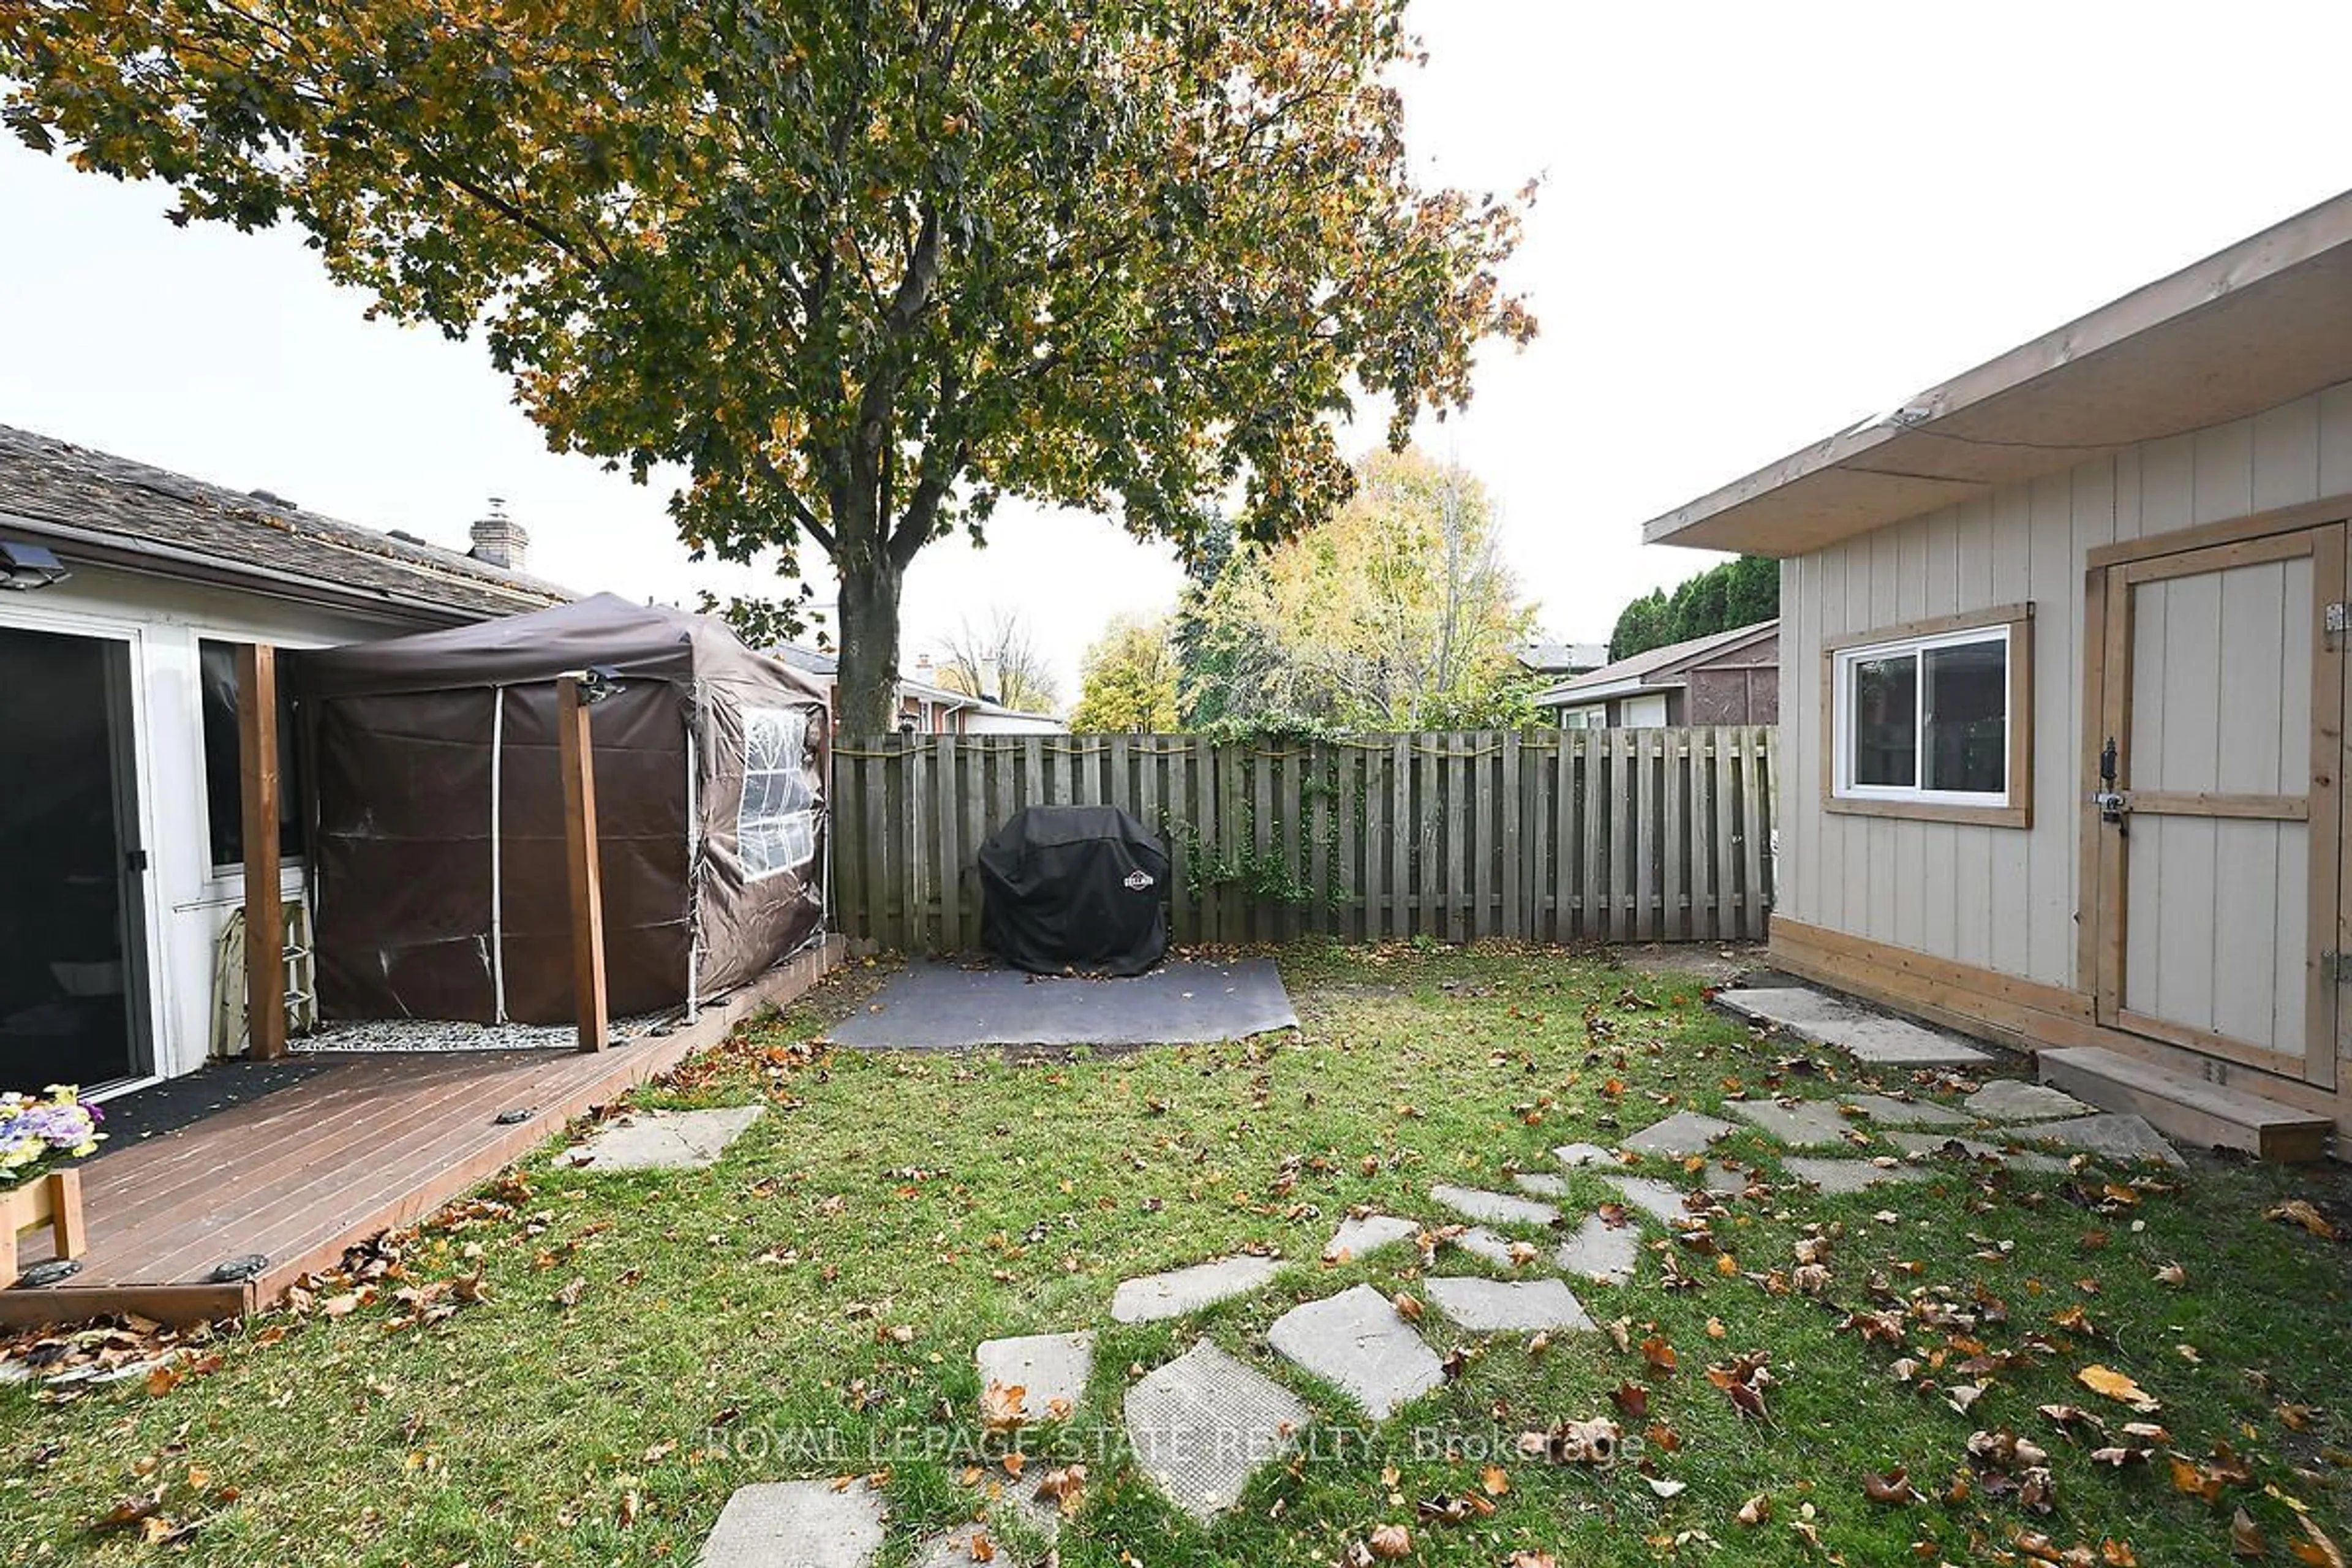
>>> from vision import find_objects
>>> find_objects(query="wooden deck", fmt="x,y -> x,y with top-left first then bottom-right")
2,940 -> 839,1329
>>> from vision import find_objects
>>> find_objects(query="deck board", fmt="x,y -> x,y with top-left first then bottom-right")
2,940 -> 839,1328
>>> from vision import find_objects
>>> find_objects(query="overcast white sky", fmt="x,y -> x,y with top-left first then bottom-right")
4,2 -> 2350,701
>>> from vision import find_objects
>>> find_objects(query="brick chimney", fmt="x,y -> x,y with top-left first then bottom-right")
468,497 -> 530,572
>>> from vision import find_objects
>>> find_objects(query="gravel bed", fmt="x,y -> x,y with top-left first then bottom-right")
295,1011 -> 674,1054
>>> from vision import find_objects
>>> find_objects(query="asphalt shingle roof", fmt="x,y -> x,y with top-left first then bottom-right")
0,423 -> 571,620
1539,618 -> 1777,702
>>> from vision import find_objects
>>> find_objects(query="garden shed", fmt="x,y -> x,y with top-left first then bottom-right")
293,594 -> 828,1025
1642,187 -> 2352,1158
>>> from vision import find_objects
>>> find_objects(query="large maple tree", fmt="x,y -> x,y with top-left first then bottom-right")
3,0 -> 1535,731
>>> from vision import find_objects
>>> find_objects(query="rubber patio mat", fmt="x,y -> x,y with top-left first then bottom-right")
826,959 -> 1298,1049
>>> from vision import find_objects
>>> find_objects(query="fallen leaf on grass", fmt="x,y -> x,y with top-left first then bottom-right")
1520,1417 -> 1621,1465
1414,1492 -> 1495,1524
2234,1507 -> 2269,1558
1033,1464 -> 1087,1517
1736,1494 -> 1770,1526
2267,1200 -> 2340,1242
979,1381 -> 1027,1433
1367,1521 -> 1412,1558
1862,1467 -> 1917,1504
1705,1352 -> 1772,1420
2078,1364 -> 2161,1412
2291,1518 -> 2348,1567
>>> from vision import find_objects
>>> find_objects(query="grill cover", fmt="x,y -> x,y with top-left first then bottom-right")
978,805 -> 1169,976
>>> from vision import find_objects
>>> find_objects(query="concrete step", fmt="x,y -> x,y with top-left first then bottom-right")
2038,1047 -> 2331,1163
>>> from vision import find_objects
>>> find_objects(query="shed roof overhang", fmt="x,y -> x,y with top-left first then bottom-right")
1643,189 -> 2352,557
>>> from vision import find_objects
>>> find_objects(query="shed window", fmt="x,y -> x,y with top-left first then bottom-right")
739,705 -> 816,878
200,638 -> 303,872
1834,625 -> 2010,805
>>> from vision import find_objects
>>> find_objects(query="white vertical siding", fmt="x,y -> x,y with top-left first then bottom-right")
1777,383 -> 2346,992
0,566 -> 418,1081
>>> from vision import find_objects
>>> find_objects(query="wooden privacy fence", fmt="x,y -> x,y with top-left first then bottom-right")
828,726 -> 1777,952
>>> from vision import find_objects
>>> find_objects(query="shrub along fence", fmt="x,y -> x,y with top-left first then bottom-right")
826,726 -> 1776,952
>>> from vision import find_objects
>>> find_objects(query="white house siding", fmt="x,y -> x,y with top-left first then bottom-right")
0,562 -> 419,1086
1778,381 -> 2352,993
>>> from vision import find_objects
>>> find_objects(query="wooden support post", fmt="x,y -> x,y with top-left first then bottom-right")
1,1169 -> 86,1284
236,643 -> 286,1060
557,676 -> 609,1052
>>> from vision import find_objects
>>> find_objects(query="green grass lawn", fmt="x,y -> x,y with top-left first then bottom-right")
5,944 -> 2350,1566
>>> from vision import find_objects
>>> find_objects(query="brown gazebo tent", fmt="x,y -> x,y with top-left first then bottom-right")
292,595 -> 827,1025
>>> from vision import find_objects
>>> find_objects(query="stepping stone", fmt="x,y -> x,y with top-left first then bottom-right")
1966,1080 -> 2091,1122
1716,987 -> 1992,1066
1556,1213 -> 1640,1285
1724,1098 -> 1853,1146
1781,1157 -> 1927,1194
1603,1175 -> 1709,1227
1427,1276 -> 1594,1333
1322,1214 -> 1420,1264
1125,1341 -> 1309,1522
1110,1255 -> 1283,1324
910,1521 -> 1002,1568
1267,1284 -> 1446,1420
1625,1110 -> 1737,1158
1512,1172 -> 1569,1198
697,1479 -> 884,1568
1886,1130 -> 2067,1174
1449,1226 -> 1530,1268
1553,1142 -> 1616,1168
571,1105 -> 764,1172
2021,1112 -> 2185,1169
1430,1183 -> 1559,1229
1839,1092 -> 1972,1128
974,1332 -> 1095,1422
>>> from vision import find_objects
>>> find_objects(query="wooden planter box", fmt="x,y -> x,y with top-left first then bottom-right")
1,1169 -> 86,1285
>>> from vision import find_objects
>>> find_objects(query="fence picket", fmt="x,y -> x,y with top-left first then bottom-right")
1713,726 -> 1739,941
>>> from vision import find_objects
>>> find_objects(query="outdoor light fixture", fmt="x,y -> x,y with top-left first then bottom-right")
573,663 -> 625,705
0,538 -> 69,590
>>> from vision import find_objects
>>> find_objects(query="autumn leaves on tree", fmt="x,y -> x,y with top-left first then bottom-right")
1161,448 -> 1542,732
2,0 -> 1534,733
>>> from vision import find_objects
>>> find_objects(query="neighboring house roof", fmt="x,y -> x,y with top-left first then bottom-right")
772,641 -> 1060,723
1536,618 -> 1777,707
1643,187 -> 2352,556
1516,637 -> 1608,676
0,423 -> 571,622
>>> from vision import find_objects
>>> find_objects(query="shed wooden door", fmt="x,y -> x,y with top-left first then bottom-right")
2091,524 -> 2343,1088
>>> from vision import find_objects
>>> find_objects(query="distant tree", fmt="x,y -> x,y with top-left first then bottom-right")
1606,557 -> 1777,661
930,611 -> 1058,715
1722,554 -> 1782,628
1608,589 -> 1670,662
1071,616 -> 1182,733
1183,448 -> 1537,728
1667,569 -> 1728,645
1171,513 -> 1241,727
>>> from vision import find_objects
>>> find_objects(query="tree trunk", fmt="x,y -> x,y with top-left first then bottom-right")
834,555 -> 905,737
